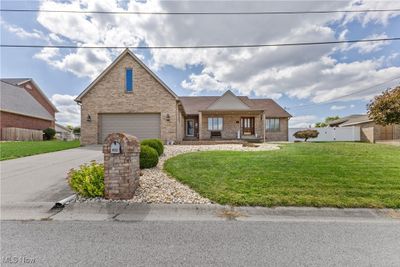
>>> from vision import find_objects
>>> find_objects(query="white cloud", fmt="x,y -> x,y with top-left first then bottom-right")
330,105 -> 346,110
342,33 -> 391,54
25,0 -> 400,103
51,94 -> 80,126
289,115 -> 318,128
342,0 -> 400,26
1,20 -> 45,40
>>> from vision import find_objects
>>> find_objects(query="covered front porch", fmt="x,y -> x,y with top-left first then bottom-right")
184,110 -> 266,142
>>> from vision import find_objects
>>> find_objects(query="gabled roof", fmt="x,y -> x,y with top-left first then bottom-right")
328,114 -> 372,127
0,81 -> 54,121
179,90 -> 292,117
75,49 -> 178,102
206,90 -> 250,110
1,78 -> 58,112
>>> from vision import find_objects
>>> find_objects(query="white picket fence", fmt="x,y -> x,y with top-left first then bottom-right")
289,127 -> 360,142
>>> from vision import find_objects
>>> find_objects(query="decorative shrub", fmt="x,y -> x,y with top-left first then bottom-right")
68,161 -> 104,197
43,128 -> 56,140
141,139 -> 164,156
140,144 -> 159,169
293,130 -> 319,142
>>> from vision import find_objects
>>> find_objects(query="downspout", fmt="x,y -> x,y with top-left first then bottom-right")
199,112 -> 202,140
263,112 -> 266,143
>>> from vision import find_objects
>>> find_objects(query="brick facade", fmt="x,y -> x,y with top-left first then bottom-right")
200,112 -> 264,139
103,133 -> 140,200
78,50 -> 290,144
0,111 -> 52,139
79,52 -> 179,145
265,117 -> 289,141
197,113 -> 288,141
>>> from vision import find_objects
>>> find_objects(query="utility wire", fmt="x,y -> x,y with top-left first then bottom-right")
2,37 -> 400,49
285,76 -> 400,110
1,8 -> 400,15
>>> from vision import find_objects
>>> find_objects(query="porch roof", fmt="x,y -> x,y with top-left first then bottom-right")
199,109 -> 264,114
179,95 -> 291,117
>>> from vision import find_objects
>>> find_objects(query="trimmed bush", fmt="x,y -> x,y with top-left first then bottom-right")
140,144 -> 159,169
43,128 -> 56,140
141,139 -> 164,156
293,130 -> 319,142
68,161 -> 104,197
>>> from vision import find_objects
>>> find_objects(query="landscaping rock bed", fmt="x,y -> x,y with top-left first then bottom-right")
78,143 -> 279,204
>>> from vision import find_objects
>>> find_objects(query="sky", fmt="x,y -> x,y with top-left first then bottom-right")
1,0 -> 400,127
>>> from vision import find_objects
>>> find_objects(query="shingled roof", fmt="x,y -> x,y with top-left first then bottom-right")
0,81 -> 54,121
328,114 -> 371,127
179,95 -> 291,117
1,78 -> 58,112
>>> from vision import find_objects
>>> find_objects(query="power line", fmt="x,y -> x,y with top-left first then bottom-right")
285,76 -> 400,110
1,8 -> 400,15
2,37 -> 400,50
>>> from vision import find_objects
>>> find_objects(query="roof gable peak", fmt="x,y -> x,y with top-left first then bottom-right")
75,48 -> 178,102
206,90 -> 250,110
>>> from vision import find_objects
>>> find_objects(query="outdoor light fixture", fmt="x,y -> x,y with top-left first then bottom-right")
166,114 -> 170,121
87,115 -> 92,122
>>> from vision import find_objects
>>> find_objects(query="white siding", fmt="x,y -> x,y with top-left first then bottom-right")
289,127 -> 360,142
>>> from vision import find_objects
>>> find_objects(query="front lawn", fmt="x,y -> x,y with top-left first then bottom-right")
0,140 -> 80,160
164,143 -> 400,208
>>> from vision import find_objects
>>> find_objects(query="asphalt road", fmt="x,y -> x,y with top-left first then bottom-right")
1,220 -> 399,266
0,146 -> 102,204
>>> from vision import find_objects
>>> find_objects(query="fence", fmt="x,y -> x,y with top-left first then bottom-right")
1,127 -> 43,141
289,127 -> 360,142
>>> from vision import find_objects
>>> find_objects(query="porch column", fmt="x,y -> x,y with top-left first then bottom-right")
262,112 -> 266,143
198,112 -> 202,140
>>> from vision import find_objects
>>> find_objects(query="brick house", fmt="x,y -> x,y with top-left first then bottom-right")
0,79 -> 57,140
76,49 -> 291,145
329,114 -> 400,143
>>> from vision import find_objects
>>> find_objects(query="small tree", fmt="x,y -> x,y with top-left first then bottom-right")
73,127 -> 81,135
315,122 -> 328,128
293,130 -> 319,142
315,116 -> 340,128
367,86 -> 400,125
43,128 -> 56,140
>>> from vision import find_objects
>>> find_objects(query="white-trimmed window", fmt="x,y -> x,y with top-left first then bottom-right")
266,118 -> 280,132
208,117 -> 223,131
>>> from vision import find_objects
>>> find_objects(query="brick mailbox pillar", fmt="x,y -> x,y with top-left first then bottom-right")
103,133 -> 140,200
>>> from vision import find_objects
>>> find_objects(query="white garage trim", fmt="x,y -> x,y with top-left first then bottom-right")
99,113 -> 161,143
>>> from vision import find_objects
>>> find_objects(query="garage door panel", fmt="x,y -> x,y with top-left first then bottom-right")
100,113 -> 160,143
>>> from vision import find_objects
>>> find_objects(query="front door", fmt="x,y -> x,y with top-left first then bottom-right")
241,117 -> 255,135
186,119 -> 195,137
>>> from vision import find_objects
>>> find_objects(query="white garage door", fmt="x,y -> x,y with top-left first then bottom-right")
99,113 -> 160,143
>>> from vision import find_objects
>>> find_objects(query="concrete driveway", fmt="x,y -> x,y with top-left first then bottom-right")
1,146 -> 102,206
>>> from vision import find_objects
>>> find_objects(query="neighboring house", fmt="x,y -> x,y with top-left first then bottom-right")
76,49 -> 291,145
0,79 -> 57,140
55,123 -> 75,141
328,114 -> 400,143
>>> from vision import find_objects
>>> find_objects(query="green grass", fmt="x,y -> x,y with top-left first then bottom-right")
0,140 -> 80,160
164,142 -> 400,208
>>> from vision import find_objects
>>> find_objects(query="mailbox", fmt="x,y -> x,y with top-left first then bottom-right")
103,133 -> 140,200
110,141 -> 121,154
